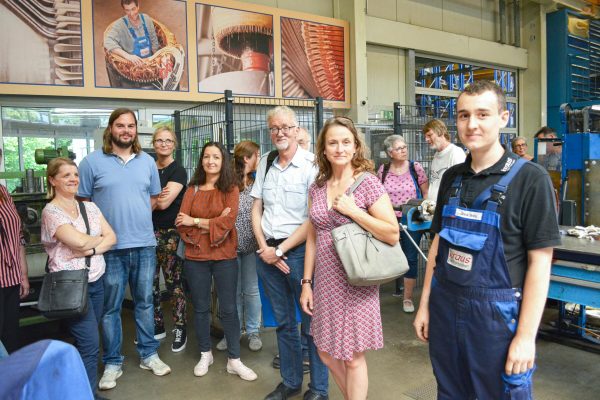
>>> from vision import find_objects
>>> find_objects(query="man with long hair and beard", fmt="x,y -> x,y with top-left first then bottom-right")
78,108 -> 171,392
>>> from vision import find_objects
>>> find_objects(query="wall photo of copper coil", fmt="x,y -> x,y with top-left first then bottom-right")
196,4 -> 274,96
92,0 -> 188,91
281,17 -> 345,102
0,0 -> 83,86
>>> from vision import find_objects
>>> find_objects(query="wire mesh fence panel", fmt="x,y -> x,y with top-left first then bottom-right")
232,96 -> 325,155
176,98 -> 226,179
175,95 -> 332,177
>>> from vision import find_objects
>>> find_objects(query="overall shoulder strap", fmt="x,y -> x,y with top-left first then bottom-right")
472,157 -> 528,211
447,174 -> 463,207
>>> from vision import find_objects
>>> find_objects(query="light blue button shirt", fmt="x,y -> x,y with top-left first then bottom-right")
250,146 -> 317,240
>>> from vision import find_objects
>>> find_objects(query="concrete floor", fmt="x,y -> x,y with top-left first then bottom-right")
98,285 -> 599,400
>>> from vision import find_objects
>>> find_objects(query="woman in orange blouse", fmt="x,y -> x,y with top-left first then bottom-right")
176,142 -> 257,381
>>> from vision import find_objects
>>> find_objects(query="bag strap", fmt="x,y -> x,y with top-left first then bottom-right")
408,161 -> 422,199
346,172 -> 369,195
78,201 -> 92,270
381,162 -> 391,184
264,150 -> 278,180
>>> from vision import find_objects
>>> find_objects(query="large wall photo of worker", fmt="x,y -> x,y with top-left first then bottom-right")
0,0 -> 83,86
196,3 -> 274,96
281,17 -> 346,102
92,0 -> 188,91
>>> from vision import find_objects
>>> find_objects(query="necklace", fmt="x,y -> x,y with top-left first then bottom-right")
55,198 -> 78,217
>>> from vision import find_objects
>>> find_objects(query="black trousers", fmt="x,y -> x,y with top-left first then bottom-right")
0,284 -> 20,353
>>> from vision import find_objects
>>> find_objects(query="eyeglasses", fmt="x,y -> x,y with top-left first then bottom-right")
269,126 -> 296,134
391,145 -> 407,152
513,143 -> 527,148
154,139 -> 174,146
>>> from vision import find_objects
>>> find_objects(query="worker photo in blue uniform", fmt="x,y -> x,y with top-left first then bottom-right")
94,0 -> 188,91
413,80 -> 561,400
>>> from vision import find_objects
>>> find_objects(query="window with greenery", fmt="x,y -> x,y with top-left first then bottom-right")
1,107 -> 112,193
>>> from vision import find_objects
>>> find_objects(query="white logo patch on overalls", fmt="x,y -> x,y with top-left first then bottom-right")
447,248 -> 473,271
455,208 -> 483,221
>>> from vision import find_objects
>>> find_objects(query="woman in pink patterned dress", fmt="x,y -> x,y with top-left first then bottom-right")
300,117 -> 399,400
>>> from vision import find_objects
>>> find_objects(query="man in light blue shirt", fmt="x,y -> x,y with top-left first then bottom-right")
78,108 -> 171,391
251,106 -> 328,400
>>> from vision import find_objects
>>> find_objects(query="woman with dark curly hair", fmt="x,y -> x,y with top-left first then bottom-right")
176,142 -> 257,381
300,117 -> 399,400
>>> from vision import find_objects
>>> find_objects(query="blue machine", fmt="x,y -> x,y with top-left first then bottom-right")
546,235 -> 600,347
537,103 -> 600,350
556,102 -> 600,226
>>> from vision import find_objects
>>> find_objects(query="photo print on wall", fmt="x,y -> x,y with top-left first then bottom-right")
196,3 -> 274,96
0,0 -> 83,86
281,17 -> 345,101
92,0 -> 188,91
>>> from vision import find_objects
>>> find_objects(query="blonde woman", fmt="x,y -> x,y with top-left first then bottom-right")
41,157 -> 116,397
151,127 -> 188,352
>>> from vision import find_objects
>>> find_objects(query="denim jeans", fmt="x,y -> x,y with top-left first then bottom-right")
256,243 -> 328,395
400,230 -> 423,279
184,258 -> 241,359
237,252 -> 261,335
102,246 -> 158,366
67,278 -> 103,394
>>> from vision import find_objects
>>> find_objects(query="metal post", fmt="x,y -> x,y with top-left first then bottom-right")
315,97 -> 324,134
393,102 -> 402,136
500,0 -> 507,44
514,0 -> 521,47
174,110 -> 182,165
224,90 -> 234,152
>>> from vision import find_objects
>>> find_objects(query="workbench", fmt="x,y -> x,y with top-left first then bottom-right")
543,232 -> 600,351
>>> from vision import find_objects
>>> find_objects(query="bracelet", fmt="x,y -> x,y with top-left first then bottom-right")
91,248 -> 96,256
300,278 -> 313,285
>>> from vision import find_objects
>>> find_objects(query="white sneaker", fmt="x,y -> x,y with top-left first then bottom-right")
193,351 -> 214,377
216,337 -> 228,351
140,355 -> 171,376
403,299 -> 415,313
98,367 -> 122,390
227,358 -> 258,381
247,333 -> 263,351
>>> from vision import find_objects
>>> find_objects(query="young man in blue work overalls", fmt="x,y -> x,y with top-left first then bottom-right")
414,80 -> 561,399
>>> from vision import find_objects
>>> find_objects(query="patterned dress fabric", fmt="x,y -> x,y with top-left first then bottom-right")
309,173 -> 386,360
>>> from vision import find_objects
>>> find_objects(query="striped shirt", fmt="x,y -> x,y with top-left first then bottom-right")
0,185 -> 25,287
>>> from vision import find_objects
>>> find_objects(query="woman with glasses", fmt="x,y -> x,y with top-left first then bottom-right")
176,142 -> 257,381
151,127 -> 188,352
300,117 -> 399,400
378,135 -> 429,313
511,137 -> 533,161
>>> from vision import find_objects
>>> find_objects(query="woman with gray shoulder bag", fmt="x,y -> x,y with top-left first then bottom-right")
41,157 -> 116,398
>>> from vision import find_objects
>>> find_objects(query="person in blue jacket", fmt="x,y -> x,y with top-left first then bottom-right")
414,80 -> 561,400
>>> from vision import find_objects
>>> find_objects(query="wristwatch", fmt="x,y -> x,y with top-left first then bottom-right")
193,218 -> 200,226
275,246 -> 284,257
300,278 -> 313,285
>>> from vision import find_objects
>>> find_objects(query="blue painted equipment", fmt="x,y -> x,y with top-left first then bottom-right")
545,234 -> 600,348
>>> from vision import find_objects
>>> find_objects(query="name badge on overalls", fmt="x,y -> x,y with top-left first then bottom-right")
445,208 -> 483,272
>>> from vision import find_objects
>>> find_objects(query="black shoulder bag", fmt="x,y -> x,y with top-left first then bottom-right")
38,201 -> 91,319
